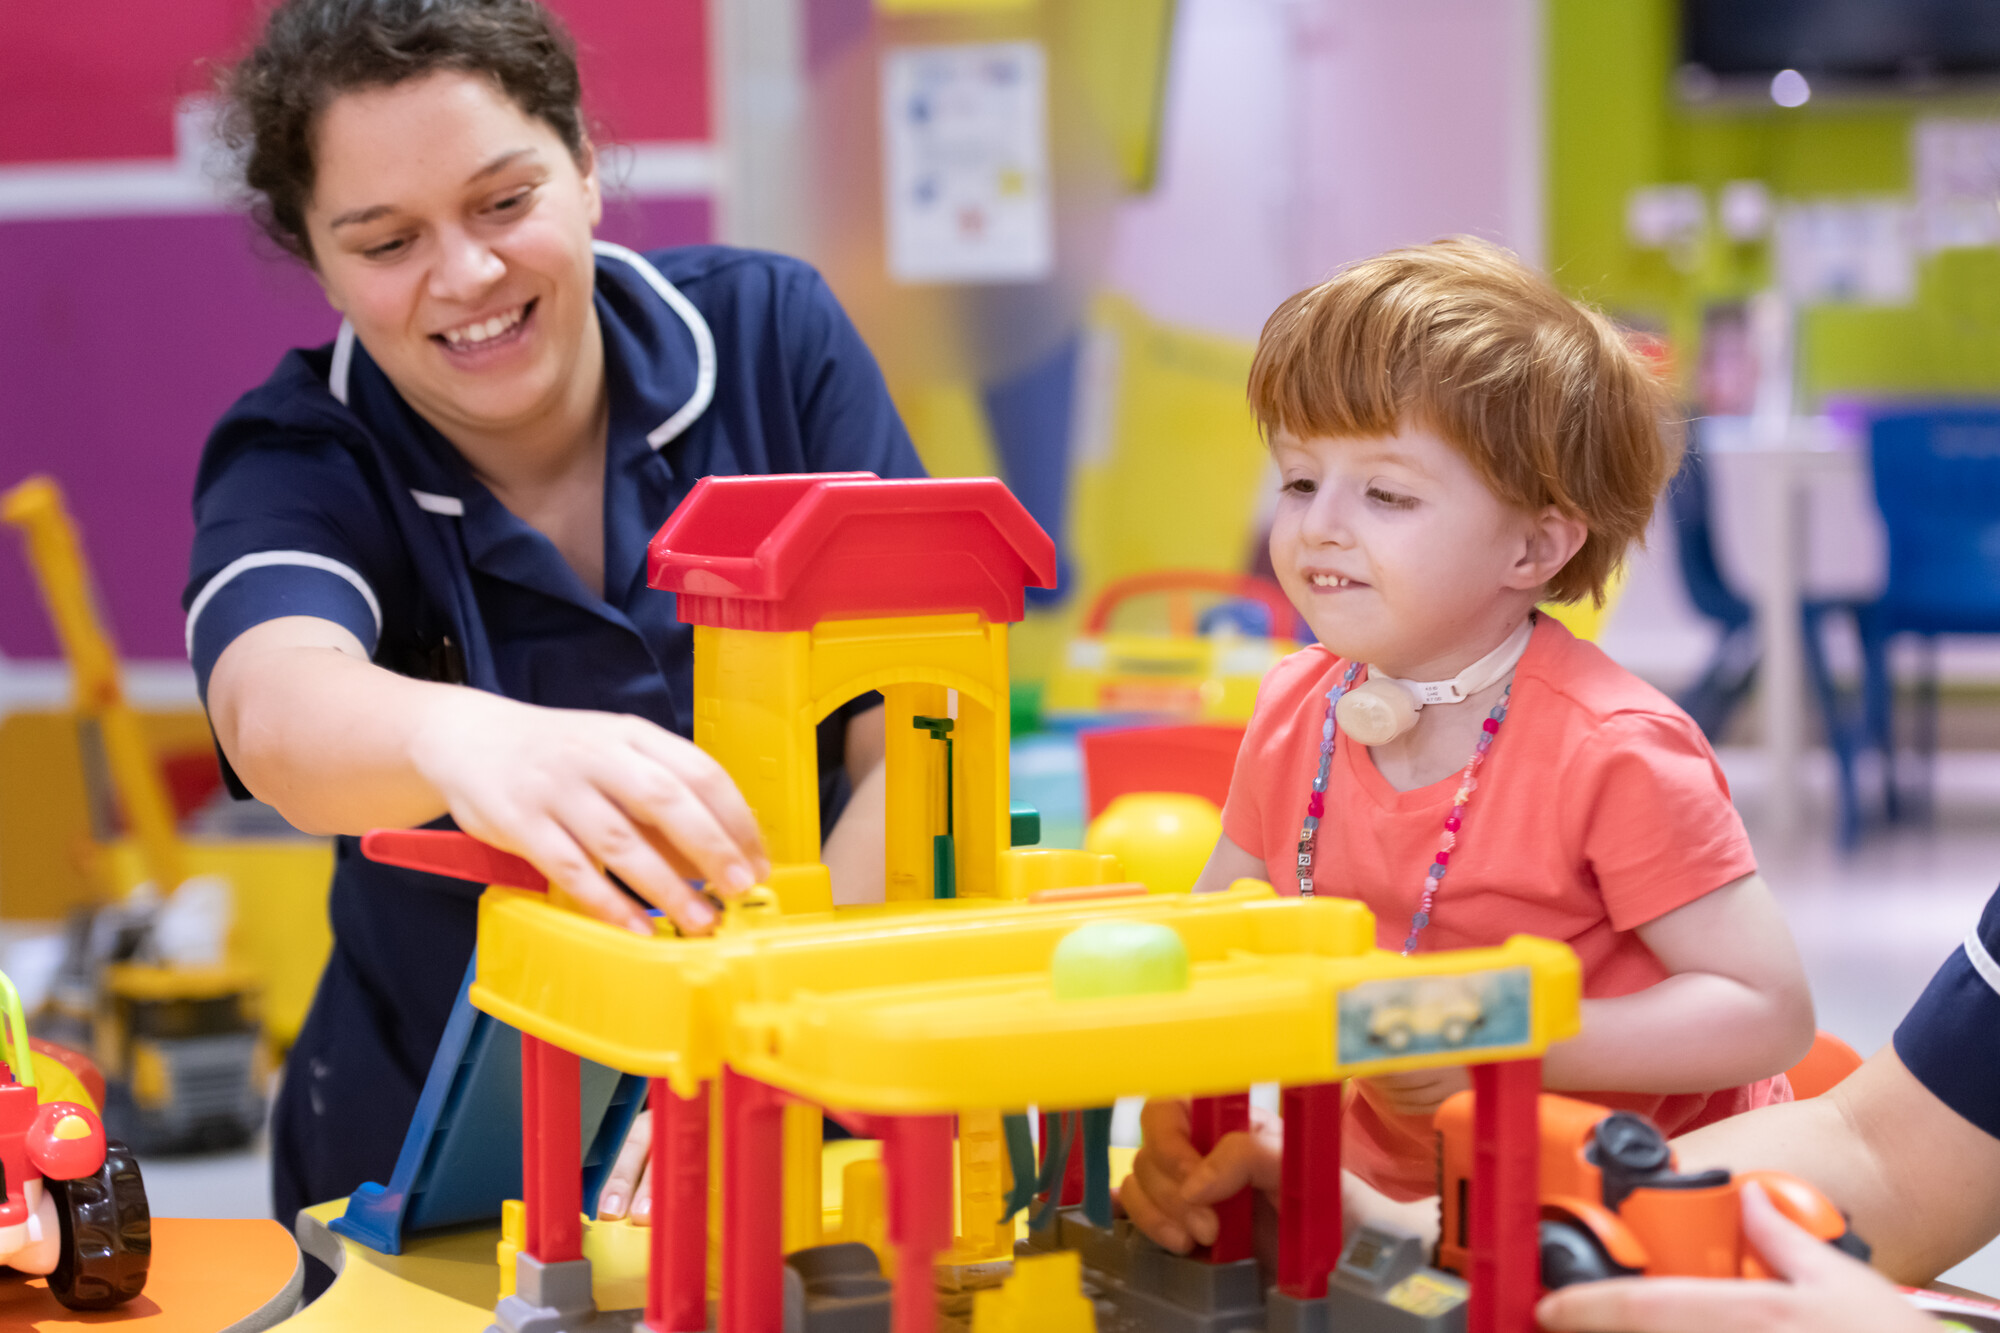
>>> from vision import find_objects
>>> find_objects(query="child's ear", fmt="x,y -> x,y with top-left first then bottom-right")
1507,506 -> 1589,590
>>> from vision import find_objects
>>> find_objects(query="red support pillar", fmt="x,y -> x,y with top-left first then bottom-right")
880,1114 -> 954,1333
1188,1092 -> 1253,1264
645,1078 -> 710,1333
1277,1082 -> 1343,1299
1468,1059 -> 1541,1333
521,1035 -> 583,1264
1037,1110 -> 1085,1207
720,1068 -> 786,1333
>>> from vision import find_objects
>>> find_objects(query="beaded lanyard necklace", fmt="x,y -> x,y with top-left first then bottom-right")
1295,661 -> 1513,955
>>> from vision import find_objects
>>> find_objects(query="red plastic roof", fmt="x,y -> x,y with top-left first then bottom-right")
648,474 -> 1057,631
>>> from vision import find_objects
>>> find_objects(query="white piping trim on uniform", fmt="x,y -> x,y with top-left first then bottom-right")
1965,929 -> 2000,1001
410,489 -> 465,516
591,240 -> 716,450
329,320 -> 356,405
184,551 -> 384,659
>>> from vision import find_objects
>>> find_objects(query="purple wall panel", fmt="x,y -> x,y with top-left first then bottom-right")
0,196 -> 711,662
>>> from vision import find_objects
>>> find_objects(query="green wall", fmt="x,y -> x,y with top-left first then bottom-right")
1548,0 -> 2000,399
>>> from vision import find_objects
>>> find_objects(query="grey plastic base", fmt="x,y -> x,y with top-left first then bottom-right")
1028,1207 -> 1264,1333
783,1242 -> 892,1333
488,1255 -> 644,1333
1264,1283 -> 1467,1333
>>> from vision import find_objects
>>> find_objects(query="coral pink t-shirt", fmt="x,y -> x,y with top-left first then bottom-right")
1221,616 -> 1790,1200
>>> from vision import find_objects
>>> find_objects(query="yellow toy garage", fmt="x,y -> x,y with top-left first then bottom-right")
341,475 -> 1586,1333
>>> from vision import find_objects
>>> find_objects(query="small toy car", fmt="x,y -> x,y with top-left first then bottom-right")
1368,981 -> 1485,1052
1042,571 -> 1299,724
0,970 -> 149,1309
1436,1091 -> 1863,1289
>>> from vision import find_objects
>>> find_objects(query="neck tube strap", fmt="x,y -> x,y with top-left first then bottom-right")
1369,616 -> 1534,708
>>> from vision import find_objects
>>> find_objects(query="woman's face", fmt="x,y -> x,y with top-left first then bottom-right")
303,71 -> 602,443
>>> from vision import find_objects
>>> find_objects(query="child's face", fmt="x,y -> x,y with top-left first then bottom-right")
1269,423 -> 1552,677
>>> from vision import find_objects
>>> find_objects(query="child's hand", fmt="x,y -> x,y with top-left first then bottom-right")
1361,1065 -> 1471,1117
1116,1099 -> 1282,1253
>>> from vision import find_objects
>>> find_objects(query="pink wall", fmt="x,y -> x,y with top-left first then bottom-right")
1106,0 -> 1542,343
0,1 -> 712,662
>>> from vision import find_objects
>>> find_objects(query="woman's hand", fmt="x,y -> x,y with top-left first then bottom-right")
411,689 -> 768,936
1536,1181 -> 1932,1333
598,1108 -> 652,1223
1116,1099 -> 1283,1253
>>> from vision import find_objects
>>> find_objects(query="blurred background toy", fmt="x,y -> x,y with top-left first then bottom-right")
2,476 -> 327,1154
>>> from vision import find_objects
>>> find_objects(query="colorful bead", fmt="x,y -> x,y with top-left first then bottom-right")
1299,664 -> 1511,954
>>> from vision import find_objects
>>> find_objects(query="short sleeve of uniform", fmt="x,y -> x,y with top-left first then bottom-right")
1222,648 -> 1333,862
1895,887 -> 2000,1141
1566,709 -> 1759,932
781,267 -> 925,481
184,434 -> 398,700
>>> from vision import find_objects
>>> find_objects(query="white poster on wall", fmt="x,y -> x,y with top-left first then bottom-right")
1774,200 -> 1916,305
1913,119 -> 2000,250
881,41 -> 1053,286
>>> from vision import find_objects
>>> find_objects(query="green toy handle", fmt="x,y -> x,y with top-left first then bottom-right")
0,969 -> 37,1090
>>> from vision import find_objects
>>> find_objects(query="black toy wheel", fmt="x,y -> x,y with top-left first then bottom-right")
1540,1218 -> 1636,1289
45,1138 -> 150,1310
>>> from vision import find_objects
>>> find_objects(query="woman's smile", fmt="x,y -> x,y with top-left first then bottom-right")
432,298 -> 537,365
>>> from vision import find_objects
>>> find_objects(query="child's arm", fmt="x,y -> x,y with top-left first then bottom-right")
1543,871 -> 1815,1094
1191,833 -> 1270,895
1368,872 -> 1812,1117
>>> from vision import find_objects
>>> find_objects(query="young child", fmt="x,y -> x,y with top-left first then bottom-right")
1119,238 -> 1815,1250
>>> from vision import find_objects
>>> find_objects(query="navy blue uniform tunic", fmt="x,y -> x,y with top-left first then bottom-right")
183,244 -> 923,1221
1897,883 -> 2000,1141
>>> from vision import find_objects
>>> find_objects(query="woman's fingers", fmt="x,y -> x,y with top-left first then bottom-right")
1736,1181 -> 1849,1283
598,1109 -> 652,1221
598,754 -> 757,902
480,811 -> 653,936
1536,1277 -> 1800,1333
627,728 -> 769,882
556,790 -> 713,934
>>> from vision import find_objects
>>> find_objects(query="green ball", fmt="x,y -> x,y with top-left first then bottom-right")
1051,921 -> 1190,1000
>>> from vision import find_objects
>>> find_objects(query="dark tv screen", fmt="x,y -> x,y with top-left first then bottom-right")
1683,0 -> 2000,82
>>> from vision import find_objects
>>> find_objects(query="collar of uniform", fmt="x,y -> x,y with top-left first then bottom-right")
591,240 -> 716,459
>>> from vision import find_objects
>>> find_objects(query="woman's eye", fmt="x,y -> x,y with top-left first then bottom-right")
489,187 -> 536,216
1367,486 -> 1417,509
362,237 -> 408,261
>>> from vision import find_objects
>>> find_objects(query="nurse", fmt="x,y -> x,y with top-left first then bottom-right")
189,0 -> 922,1223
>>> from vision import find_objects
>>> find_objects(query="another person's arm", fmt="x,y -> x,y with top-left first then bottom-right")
209,615 -> 766,935
822,703 -> 887,904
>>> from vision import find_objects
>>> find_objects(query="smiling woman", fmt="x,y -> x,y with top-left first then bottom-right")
191,0 -> 920,1229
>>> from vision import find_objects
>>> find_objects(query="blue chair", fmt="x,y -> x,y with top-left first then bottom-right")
1844,410 -> 2000,824
1670,435 -> 1879,846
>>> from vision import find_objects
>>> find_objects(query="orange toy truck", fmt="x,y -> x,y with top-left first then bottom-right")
1436,1091 -> 1865,1289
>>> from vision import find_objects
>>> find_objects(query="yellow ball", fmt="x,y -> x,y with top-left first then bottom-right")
1085,793 -> 1224,895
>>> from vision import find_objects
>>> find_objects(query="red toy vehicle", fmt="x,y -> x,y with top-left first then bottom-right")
1437,1091 -> 1865,1288
0,971 -> 149,1309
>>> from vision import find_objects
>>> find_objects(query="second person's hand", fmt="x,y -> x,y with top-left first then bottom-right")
411,689 -> 769,936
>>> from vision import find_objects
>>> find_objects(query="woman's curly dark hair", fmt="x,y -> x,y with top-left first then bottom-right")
222,0 -> 587,264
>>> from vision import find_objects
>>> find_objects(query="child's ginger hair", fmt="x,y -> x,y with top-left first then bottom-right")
1247,237 -> 1679,607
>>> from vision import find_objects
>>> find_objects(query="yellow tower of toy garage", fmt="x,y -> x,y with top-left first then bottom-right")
647,472 -> 1057,902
